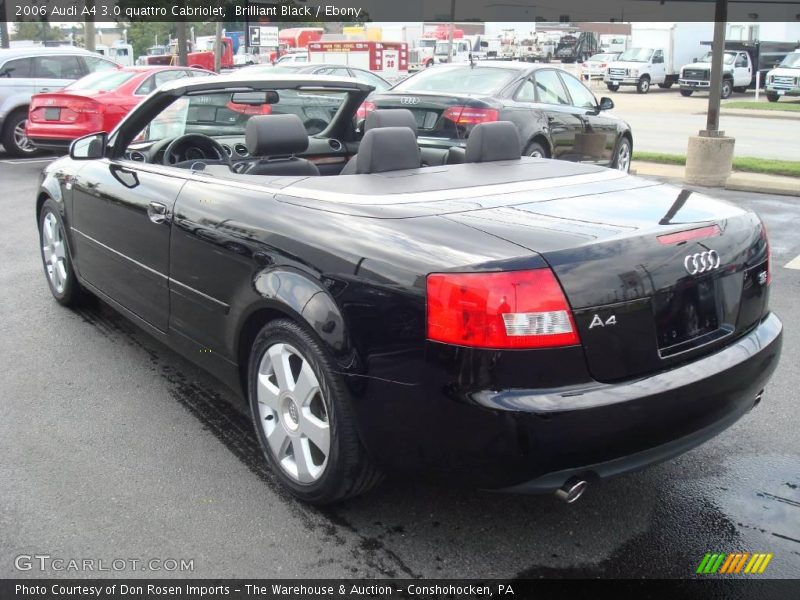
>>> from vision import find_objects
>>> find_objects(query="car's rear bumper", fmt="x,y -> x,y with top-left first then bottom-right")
351,313 -> 782,490
27,136 -> 74,152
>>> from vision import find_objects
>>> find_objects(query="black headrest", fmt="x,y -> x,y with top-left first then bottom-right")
365,109 -> 417,134
355,127 -> 421,174
465,121 -> 521,163
245,114 -> 309,156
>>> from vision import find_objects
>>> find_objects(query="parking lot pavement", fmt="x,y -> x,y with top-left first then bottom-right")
1,156 -> 798,579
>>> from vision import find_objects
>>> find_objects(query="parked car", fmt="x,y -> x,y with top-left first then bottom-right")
35,73 -> 781,504
368,61 -> 633,171
580,52 -> 621,79
239,63 -> 391,92
274,50 -> 309,65
0,47 -> 119,156
679,50 -> 753,98
765,51 -> 800,102
26,66 -> 212,152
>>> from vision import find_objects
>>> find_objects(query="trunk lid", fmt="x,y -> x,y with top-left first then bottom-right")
444,183 -> 770,382
370,92 -> 496,140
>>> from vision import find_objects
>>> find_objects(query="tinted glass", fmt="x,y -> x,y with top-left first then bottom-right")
84,55 -> 118,73
34,55 -> 83,79
533,70 -> 569,105
393,66 -> 516,95
515,79 -> 535,101
351,69 -> 389,91
66,70 -> 137,91
154,70 -> 189,87
560,72 -> 597,109
1,57 -> 33,78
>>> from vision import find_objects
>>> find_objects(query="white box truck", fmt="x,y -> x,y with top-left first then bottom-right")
604,23 -> 714,93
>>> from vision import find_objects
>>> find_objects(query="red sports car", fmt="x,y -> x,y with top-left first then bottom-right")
27,66 -> 212,152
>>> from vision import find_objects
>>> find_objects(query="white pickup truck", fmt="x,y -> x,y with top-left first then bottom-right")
678,50 -> 753,98
765,51 -> 800,102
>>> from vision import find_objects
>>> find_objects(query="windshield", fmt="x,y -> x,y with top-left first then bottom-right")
133,89 -> 347,144
418,39 -> 436,49
617,48 -> 653,62
697,51 -> 736,64
393,66 -> 516,95
779,52 -> 800,68
66,70 -> 137,91
588,53 -> 617,62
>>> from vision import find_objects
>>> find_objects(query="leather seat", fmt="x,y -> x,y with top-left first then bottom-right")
463,121 -> 522,163
354,127 -> 421,174
243,114 -> 319,176
340,109 -> 418,175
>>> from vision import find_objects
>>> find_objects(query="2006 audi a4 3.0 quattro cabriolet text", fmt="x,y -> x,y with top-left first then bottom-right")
36,73 -> 782,504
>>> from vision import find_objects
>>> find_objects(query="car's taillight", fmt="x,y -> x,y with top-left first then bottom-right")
356,100 -> 376,121
426,269 -> 580,349
442,106 -> 499,125
226,101 -> 272,115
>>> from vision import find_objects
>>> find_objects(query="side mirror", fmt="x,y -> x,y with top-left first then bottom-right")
69,132 -> 107,160
599,96 -> 614,111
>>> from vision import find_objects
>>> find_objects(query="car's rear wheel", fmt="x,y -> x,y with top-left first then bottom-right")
680,89 -> 694,97
248,319 -> 382,504
613,137 -> 632,172
524,141 -> 548,159
2,108 -> 43,158
38,199 -> 82,306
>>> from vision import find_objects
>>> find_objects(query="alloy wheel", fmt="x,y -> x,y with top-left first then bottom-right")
13,119 -> 37,154
616,142 -> 631,172
256,342 -> 330,484
42,212 -> 68,294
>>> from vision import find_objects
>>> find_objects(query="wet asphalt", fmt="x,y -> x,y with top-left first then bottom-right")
0,155 -> 798,580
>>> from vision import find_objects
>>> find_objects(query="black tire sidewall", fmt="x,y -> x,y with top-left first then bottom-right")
766,93 -> 779,103
38,199 -> 79,305
247,319 -> 356,504
637,77 -> 650,93
524,141 -> 547,158
3,108 -> 42,158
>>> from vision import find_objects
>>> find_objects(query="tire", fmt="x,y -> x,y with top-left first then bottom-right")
657,82 -> 673,89
720,79 -> 733,99
612,137 -> 632,173
2,108 -> 43,158
248,319 -> 382,504
680,89 -> 694,97
38,199 -> 83,306
524,140 -> 548,159
766,92 -> 779,103
606,83 -> 620,92
636,76 -> 651,94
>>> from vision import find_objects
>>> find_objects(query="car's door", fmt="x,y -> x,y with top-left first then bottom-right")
71,157 -> 186,332
32,55 -> 84,93
559,70 -> 617,164
650,50 -> 666,82
734,52 -> 751,86
528,69 -> 583,160
0,56 -> 34,103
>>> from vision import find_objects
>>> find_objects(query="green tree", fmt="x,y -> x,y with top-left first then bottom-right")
12,21 -> 65,43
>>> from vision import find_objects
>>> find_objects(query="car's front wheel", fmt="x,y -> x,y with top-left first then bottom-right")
524,140 -> 548,158
613,137 -> 632,172
248,319 -> 382,504
606,82 -> 620,92
636,76 -> 651,94
38,199 -> 82,306
2,108 -> 43,158
766,92 -> 780,103
720,79 -> 733,99
680,89 -> 694,97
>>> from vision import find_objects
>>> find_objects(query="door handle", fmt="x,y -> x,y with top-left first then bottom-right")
39,88 -> 50,92
147,201 -> 169,224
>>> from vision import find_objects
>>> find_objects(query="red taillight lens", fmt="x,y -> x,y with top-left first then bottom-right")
226,101 -> 272,115
442,106 -> 499,125
356,100 -> 376,121
426,269 -> 580,349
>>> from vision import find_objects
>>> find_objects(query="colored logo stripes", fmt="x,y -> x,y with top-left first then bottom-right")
696,552 -> 773,574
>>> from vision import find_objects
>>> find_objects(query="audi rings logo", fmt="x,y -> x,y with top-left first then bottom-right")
399,96 -> 420,105
684,250 -> 721,275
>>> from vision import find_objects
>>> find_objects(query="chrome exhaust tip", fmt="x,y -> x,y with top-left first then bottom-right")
555,478 -> 588,503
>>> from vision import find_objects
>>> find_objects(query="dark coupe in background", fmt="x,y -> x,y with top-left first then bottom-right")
368,61 -> 633,171
36,73 -> 781,504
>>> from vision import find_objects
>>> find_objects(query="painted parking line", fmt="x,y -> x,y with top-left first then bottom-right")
784,255 -> 800,270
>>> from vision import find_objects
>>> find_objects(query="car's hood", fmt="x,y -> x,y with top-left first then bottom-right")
768,67 -> 800,77
608,61 -> 650,70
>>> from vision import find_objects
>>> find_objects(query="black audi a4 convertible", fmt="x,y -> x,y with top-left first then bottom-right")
36,74 -> 782,504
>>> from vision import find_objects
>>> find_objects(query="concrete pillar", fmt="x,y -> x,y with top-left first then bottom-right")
685,132 -> 735,187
